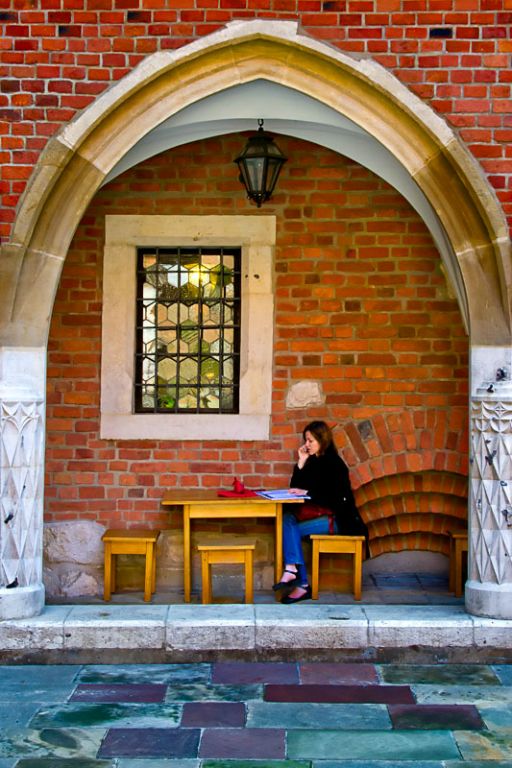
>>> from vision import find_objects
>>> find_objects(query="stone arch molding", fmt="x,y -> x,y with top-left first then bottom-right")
1,18 -> 511,349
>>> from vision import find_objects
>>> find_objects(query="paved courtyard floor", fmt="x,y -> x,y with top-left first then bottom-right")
0,660 -> 512,767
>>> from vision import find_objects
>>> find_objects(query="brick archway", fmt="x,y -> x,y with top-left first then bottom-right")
337,411 -> 468,558
1,19 -> 511,619
2,19 -> 510,349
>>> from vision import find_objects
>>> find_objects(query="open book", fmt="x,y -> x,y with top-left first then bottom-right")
256,489 -> 310,500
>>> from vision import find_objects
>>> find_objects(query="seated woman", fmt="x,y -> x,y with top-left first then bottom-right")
274,420 -> 367,604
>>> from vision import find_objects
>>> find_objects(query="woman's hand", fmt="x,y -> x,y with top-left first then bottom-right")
289,487 -> 308,496
297,443 -> 309,468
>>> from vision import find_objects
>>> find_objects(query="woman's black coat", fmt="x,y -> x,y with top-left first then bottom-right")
290,447 -> 368,539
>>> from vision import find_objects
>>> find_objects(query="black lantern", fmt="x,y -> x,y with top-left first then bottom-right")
234,119 -> 287,207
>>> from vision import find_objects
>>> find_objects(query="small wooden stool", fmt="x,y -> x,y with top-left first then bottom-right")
449,532 -> 468,597
310,535 -> 366,601
102,529 -> 160,602
197,540 -> 256,604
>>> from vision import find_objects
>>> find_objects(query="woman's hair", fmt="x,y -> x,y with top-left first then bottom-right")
302,420 -> 337,455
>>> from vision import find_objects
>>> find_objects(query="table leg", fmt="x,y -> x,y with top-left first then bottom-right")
183,505 -> 191,602
275,503 -> 283,583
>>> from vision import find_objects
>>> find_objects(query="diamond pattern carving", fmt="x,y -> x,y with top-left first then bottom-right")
470,396 -> 512,585
0,400 -> 44,587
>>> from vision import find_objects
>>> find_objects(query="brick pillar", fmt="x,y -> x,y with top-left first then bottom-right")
0,348 -> 45,619
466,374 -> 512,619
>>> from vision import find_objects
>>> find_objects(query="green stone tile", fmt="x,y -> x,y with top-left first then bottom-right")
117,761 -> 199,767
77,663 -> 211,685
246,702 -> 391,730
13,761 -> 113,767
314,762 -> 443,768
493,665 -> 512,686
0,704 -> 44,728
478,705 -> 512,730
287,729 -> 459,761
164,683 -> 262,702
202,762 -> 310,768
445,762 -> 512,768
455,729 -> 512,760
0,666 -> 79,690
378,664 -> 500,686
29,702 -> 181,729
0,728 -> 105,760
413,684 -> 512,705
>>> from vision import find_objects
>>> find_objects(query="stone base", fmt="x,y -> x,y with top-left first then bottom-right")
0,584 -> 45,620
465,579 -> 512,619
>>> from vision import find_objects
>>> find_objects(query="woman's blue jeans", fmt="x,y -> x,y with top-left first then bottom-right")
282,512 -> 338,586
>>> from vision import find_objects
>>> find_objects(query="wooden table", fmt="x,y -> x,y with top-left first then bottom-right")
161,489 -> 298,602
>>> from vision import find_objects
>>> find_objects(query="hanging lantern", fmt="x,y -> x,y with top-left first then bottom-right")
234,119 -> 287,207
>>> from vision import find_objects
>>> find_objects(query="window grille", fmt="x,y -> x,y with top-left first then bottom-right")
135,247 -> 241,414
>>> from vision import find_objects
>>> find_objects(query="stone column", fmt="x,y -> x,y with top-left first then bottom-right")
0,348 -> 45,619
466,373 -> 512,619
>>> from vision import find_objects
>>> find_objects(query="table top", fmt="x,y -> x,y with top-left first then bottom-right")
161,489 -> 299,505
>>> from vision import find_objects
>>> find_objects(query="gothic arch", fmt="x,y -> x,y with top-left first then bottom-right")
1,19 -> 510,349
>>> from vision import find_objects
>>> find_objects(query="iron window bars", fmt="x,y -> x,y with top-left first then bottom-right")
135,246 -> 241,414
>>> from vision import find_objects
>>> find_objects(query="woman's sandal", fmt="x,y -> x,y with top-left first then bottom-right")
280,585 -> 312,604
272,569 -> 300,591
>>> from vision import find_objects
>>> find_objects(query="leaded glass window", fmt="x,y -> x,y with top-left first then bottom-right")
135,247 -> 241,413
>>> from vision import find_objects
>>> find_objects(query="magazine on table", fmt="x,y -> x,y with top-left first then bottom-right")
255,489 -> 310,501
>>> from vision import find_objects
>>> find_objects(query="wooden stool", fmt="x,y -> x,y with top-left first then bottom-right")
310,535 -> 366,601
449,532 -> 468,597
102,529 -> 160,602
197,540 -> 256,604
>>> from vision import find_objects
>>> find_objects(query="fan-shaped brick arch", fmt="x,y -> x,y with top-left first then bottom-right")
337,411 -> 468,558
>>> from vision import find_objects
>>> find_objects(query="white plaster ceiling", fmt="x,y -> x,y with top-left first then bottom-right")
104,79 -> 466,326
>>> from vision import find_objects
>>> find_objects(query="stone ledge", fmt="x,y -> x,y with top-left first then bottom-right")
0,604 -> 511,664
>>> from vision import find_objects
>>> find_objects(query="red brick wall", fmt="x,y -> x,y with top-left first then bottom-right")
45,134 -> 469,563
1,2 -> 511,242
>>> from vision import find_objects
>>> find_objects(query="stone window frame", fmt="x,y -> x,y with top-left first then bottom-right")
101,215 -> 276,441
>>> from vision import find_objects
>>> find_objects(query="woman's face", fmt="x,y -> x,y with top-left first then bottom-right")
304,431 -> 321,456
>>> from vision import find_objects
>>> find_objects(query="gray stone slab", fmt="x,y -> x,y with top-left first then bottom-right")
287,728 -> 460,760
413,684 -> 512,705
167,604 -> 256,651
63,605 -> 169,649
246,701 -> 391,729
255,604 -> 368,649
0,665 -> 79,703
0,605 -> 71,651
364,604 -> 474,648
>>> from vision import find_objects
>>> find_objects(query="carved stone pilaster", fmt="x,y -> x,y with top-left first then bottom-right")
0,347 -> 46,619
466,379 -> 512,619
1,399 -> 44,586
